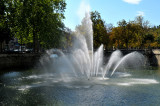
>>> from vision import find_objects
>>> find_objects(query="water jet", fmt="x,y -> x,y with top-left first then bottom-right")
40,12 -> 146,80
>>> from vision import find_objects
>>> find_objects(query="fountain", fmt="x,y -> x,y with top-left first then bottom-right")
40,12 -> 146,81
1,11 -> 160,106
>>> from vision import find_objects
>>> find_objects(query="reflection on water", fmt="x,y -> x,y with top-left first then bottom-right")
0,68 -> 160,105
116,78 -> 159,86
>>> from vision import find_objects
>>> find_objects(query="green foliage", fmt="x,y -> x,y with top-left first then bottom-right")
74,10 -> 160,50
0,0 -> 12,52
91,11 -> 109,49
1,1 -> 160,52
15,0 -> 66,51
60,27 -> 74,49
0,0 -> 66,52
110,16 -> 155,49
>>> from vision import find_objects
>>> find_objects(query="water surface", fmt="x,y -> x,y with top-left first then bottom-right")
0,68 -> 160,106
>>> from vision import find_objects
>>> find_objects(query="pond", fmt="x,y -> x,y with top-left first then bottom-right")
0,68 -> 160,106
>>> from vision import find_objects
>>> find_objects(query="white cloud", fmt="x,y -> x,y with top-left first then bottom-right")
123,0 -> 142,4
77,0 -> 91,21
137,11 -> 145,16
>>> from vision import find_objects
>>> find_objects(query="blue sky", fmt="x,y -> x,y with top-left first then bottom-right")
63,0 -> 160,30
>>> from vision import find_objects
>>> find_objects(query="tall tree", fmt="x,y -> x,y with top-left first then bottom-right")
0,0 -> 11,52
134,16 -> 150,48
117,19 -> 128,48
61,27 -> 74,50
111,27 -> 123,48
91,11 -> 108,49
8,0 -> 66,52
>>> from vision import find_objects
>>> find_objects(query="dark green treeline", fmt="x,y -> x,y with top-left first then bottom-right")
1,1 -> 160,52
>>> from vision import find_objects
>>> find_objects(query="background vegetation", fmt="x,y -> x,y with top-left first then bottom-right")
1,0 -> 160,53
0,0 -> 66,52
90,11 -> 160,50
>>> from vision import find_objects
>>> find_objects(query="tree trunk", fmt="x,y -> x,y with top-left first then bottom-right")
33,29 -> 39,53
33,30 -> 36,53
0,42 -> 2,53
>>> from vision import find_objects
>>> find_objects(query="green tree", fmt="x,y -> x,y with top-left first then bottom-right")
2,0 -> 66,52
111,27 -> 123,48
134,16 -> 150,48
117,19 -> 127,48
61,27 -> 74,50
0,0 -> 12,52
15,0 -> 66,52
148,25 -> 160,48
91,11 -> 108,49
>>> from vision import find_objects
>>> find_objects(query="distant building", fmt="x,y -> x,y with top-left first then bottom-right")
4,37 -> 21,51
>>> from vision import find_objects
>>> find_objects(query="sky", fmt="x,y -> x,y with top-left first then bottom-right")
63,0 -> 160,30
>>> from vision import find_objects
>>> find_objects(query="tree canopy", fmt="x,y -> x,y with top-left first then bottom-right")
0,0 -> 66,52
1,2 -> 160,53
91,11 -> 108,49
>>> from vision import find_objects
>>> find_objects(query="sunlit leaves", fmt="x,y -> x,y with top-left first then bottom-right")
91,11 -> 108,49
6,0 -> 66,51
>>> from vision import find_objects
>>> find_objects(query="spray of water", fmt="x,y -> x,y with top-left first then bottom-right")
110,52 -> 145,76
40,12 -> 147,80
